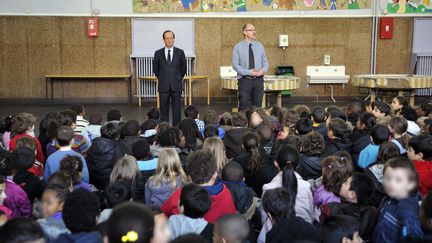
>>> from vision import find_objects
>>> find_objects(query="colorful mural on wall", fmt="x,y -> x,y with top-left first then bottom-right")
133,0 -> 370,13
387,0 -> 432,13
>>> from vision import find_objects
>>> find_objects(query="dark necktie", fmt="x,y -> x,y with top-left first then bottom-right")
167,49 -> 171,64
249,43 -> 255,70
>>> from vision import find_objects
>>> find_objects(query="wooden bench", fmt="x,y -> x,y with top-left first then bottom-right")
137,76 -> 210,108
45,74 -> 132,104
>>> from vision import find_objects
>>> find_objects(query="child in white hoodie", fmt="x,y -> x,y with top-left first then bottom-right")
81,113 -> 103,145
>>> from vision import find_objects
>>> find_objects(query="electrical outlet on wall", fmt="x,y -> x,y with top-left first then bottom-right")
324,55 -> 331,65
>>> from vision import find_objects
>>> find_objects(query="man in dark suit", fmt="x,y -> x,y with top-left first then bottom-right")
153,30 -> 187,127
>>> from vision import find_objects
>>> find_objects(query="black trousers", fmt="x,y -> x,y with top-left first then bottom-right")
238,76 -> 264,111
159,91 -> 181,127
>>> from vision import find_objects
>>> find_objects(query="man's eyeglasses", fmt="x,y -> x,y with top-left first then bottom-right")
245,29 -> 256,32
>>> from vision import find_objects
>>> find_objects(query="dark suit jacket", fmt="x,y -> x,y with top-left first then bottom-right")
153,47 -> 187,92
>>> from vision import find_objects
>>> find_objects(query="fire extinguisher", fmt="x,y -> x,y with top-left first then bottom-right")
87,17 -> 99,38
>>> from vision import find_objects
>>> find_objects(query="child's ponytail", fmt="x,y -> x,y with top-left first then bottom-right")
275,145 -> 299,201
242,132 -> 262,173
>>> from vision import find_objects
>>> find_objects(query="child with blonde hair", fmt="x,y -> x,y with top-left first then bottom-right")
145,148 -> 188,206
203,137 -> 228,173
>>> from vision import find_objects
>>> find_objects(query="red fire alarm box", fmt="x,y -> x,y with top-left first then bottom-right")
87,17 -> 99,37
380,17 -> 393,39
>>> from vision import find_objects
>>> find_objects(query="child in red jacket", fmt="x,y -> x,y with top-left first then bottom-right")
160,150 -> 236,224
8,113 -> 44,173
408,134 -> 432,197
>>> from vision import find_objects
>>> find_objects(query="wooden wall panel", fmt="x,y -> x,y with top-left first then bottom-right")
0,16 -> 414,101
28,17 -> 61,97
376,18 -> 413,74
2,17 -> 30,97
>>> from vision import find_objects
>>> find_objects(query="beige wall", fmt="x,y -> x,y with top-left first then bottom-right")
0,17 -> 413,100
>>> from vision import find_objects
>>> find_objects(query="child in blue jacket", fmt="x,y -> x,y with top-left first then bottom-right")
373,157 -> 423,243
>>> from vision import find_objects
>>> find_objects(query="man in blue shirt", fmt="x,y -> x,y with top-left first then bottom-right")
232,23 -> 269,111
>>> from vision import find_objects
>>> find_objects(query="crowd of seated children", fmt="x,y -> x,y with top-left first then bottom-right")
0,97 -> 431,243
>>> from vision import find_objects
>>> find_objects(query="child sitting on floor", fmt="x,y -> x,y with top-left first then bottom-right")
145,148 -> 188,206
169,183 -> 213,241
15,136 -> 44,177
70,104 -> 89,134
297,131 -> 326,180
262,188 -> 320,243
351,112 -> 376,164
311,106 -> 328,138
407,134 -> 432,197
372,101 -> 392,125
106,202 -> 154,243
313,155 -> 353,218
0,150 -> 31,218
373,157 -> 424,242
320,215 -> 364,243
320,172 -> 378,241
418,192 -> 432,242
54,189 -> 102,243
220,161 -> 256,220
388,116 -> 409,155
12,147 -> 45,203
322,118 -> 351,158
46,110 -> 89,156
132,139 -> 158,187
44,126 -> 89,183
184,105 -> 205,135
98,182 -> 132,224
161,150 -> 236,224
81,113 -> 103,145
140,119 -> 159,145
204,110 -> 225,139
0,175 -> 12,220
358,124 -> 390,169
37,184 -> 70,241
391,96 -> 409,116
213,214 -> 250,243
60,155 -> 91,191
8,113 -> 45,171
